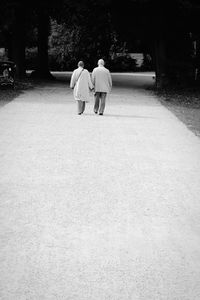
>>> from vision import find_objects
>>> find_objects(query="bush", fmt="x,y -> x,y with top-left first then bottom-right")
140,54 -> 154,71
109,55 -> 137,72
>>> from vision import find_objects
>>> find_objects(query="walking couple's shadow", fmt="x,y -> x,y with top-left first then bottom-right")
84,113 -> 155,119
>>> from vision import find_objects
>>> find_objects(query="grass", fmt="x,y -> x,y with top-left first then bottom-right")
155,87 -> 200,138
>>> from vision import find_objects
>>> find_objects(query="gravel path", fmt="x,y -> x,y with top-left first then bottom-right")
1,76 -> 200,299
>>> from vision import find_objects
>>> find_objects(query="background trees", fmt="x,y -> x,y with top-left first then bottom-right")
49,0 -> 114,70
0,0 -> 29,77
0,0 -> 200,87
110,0 -> 200,87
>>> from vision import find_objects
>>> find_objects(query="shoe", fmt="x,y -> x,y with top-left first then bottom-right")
99,113 -> 103,115
78,112 -> 82,115
94,111 -> 98,114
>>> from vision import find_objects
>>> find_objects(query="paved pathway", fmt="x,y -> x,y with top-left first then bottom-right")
1,74 -> 200,300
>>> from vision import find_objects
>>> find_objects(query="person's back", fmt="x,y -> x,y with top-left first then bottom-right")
92,65 -> 112,93
91,59 -> 112,115
70,61 -> 93,115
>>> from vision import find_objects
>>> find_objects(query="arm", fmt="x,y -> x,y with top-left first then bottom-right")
91,69 -> 95,86
70,71 -> 76,88
87,71 -> 94,90
108,71 -> 112,91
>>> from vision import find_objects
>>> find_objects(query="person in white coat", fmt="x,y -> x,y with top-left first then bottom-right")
70,61 -> 93,115
91,59 -> 112,115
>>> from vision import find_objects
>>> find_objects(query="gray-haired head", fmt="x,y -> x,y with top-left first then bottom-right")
78,61 -> 84,67
98,59 -> 105,66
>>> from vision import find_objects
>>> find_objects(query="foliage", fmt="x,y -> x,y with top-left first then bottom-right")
48,18 -> 139,71
48,20 -> 83,70
108,55 -> 137,72
2,0 -> 200,80
48,0 -> 114,71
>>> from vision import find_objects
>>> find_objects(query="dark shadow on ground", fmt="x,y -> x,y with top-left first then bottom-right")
83,113 -> 156,119
0,89 -> 21,108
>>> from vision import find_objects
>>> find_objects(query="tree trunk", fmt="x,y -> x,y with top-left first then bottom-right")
154,38 -> 167,89
153,1 -> 168,89
11,7 -> 26,78
31,8 -> 54,80
195,39 -> 200,83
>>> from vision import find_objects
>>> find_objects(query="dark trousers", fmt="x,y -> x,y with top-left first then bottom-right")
94,92 -> 107,114
77,101 -> 85,114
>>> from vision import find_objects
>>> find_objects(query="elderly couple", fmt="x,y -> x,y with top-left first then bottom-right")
70,59 -> 112,115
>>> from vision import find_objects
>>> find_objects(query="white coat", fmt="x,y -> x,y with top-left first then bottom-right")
91,66 -> 112,93
70,67 -> 93,102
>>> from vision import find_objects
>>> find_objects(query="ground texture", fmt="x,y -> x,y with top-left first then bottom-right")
0,74 -> 200,300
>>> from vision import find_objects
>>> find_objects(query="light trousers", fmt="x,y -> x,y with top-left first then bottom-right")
94,92 -> 107,114
77,100 -> 85,114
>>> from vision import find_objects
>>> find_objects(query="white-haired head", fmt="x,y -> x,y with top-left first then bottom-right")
98,59 -> 105,66
78,61 -> 84,67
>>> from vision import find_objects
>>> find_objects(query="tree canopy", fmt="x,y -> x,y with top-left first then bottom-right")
1,0 -> 200,85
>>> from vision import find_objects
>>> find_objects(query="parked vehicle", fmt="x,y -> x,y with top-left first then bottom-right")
0,61 -> 15,87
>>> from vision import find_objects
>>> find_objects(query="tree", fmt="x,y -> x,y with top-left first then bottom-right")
11,1 -> 27,78
31,6 -> 53,79
0,0 -> 64,79
110,0 -> 200,87
54,0 -> 113,70
2,0 -> 200,85
30,0 -> 64,79
0,0 -> 28,78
